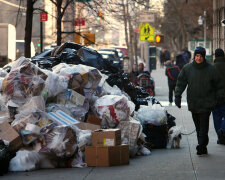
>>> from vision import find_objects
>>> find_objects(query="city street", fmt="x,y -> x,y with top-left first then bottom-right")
2,65 -> 225,180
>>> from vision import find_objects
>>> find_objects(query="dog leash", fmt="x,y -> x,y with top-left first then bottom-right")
181,129 -> 196,135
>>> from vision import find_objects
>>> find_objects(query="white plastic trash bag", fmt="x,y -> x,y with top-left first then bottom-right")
9,150 -> 40,171
44,71 -> 69,97
95,95 -> 130,128
137,104 -> 167,126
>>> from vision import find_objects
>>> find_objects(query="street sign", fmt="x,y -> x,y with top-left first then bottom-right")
139,11 -> 155,23
84,33 -> 95,45
139,23 -> 155,42
40,12 -> 48,21
74,18 -> 85,26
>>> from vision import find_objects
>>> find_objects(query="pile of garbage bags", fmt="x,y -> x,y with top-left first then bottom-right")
0,42 -> 176,175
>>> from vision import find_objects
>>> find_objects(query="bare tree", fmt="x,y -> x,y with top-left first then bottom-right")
160,0 -> 213,52
24,0 -> 37,58
50,0 -> 74,45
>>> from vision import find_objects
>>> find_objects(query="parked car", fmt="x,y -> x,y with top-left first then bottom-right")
98,48 -> 120,62
111,46 -> 128,57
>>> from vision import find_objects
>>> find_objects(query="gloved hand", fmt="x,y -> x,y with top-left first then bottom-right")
175,97 -> 181,108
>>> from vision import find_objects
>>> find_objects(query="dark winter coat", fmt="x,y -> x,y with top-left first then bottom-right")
214,57 -> 225,91
175,60 -> 223,113
130,70 -> 139,85
165,64 -> 181,85
176,54 -> 186,69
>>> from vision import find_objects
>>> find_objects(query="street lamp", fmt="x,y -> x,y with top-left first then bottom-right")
198,11 -> 207,48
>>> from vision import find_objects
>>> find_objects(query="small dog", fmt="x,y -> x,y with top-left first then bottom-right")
168,126 -> 182,149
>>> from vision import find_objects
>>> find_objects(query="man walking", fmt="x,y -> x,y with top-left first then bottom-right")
165,60 -> 181,105
213,48 -> 225,144
175,46 -> 223,156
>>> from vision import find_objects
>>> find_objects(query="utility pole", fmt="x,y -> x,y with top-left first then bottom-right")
204,11 -> 207,49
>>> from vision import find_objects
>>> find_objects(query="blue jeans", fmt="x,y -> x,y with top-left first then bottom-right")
212,104 -> 225,135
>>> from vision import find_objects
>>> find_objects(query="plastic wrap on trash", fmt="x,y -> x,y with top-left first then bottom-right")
44,71 -> 69,97
52,63 -> 71,74
136,145 -> 151,156
12,111 -> 53,145
45,103 -> 74,117
56,90 -> 89,121
72,126 -> 92,151
0,77 -> 5,91
54,64 -> 102,95
42,126 -> 77,158
95,95 -> 130,128
0,140 -> 12,175
70,149 -> 87,168
9,150 -> 40,171
137,104 -> 167,126
117,117 -> 142,157
17,96 -> 45,113
2,58 -> 47,106
77,47 -> 104,70
0,68 -> 7,77
65,101 -> 89,122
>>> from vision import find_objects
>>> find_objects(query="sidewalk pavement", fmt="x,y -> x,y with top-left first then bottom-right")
2,66 -> 225,180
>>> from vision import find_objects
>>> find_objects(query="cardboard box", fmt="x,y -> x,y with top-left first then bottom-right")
87,114 -> 102,126
117,117 -> 142,157
0,121 -> 23,151
92,129 -> 121,146
77,122 -> 100,131
85,145 -> 129,166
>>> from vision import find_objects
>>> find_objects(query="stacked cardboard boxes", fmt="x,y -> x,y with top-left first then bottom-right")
85,129 -> 129,167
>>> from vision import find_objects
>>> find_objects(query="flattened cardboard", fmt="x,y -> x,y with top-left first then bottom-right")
92,129 -> 121,146
77,122 -> 100,131
86,114 -> 102,126
85,145 -> 129,167
0,121 -> 22,151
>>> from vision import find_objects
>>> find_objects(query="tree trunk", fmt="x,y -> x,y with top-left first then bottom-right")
24,0 -> 34,58
56,0 -> 62,46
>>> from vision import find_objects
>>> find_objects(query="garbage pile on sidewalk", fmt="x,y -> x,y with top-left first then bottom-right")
0,43 -> 175,175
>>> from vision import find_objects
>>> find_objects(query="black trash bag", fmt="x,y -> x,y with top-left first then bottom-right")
51,42 -> 83,57
58,48 -> 82,65
38,57 -> 61,70
143,123 -> 168,149
166,112 -> 176,130
77,47 -> 104,70
0,140 -> 12,176
106,73 -> 124,90
8,106 -> 17,120
133,97 -> 148,111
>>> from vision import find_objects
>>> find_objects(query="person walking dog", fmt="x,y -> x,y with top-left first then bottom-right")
212,48 -> 225,145
175,46 -> 224,156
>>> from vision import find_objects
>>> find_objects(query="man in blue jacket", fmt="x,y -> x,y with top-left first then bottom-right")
165,60 -> 181,105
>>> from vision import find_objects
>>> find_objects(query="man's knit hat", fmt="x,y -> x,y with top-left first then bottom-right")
215,48 -> 225,58
193,46 -> 206,60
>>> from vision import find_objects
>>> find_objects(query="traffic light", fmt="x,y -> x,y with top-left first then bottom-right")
97,11 -> 103,20
37,40 -> 41,47
155,34 -> 164,44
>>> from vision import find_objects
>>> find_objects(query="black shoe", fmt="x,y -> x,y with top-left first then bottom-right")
196,145 -> 208,156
